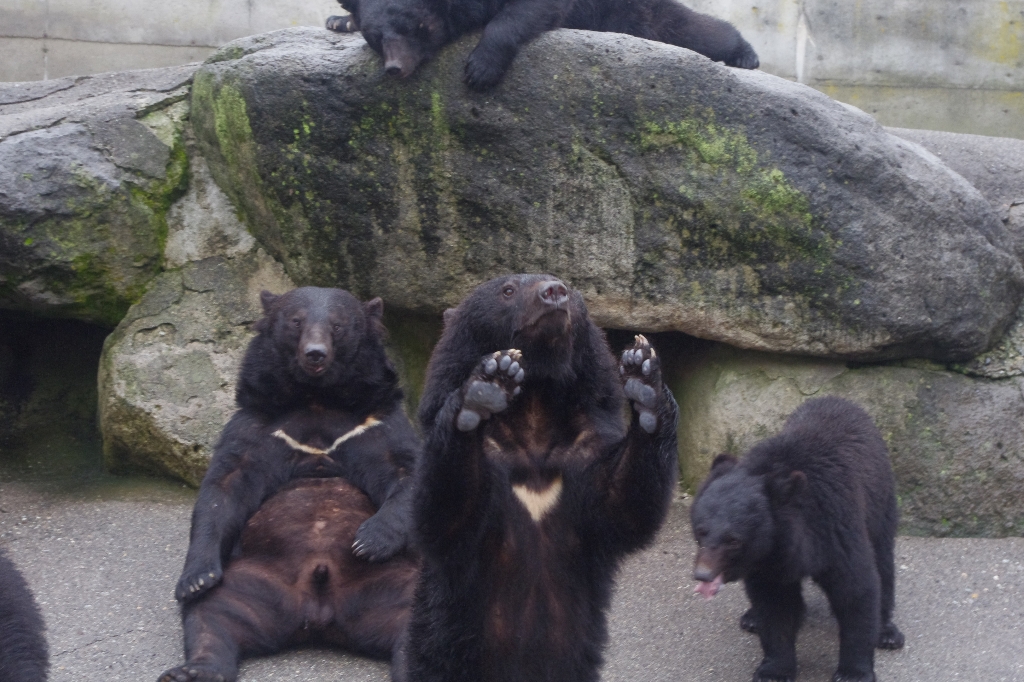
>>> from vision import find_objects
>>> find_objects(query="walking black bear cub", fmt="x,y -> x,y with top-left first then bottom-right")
399,274 -> 679,682
0,548 -> 48,682
159,287 -> 420,682
327,0 -> 758,89
690,396 -> 905,682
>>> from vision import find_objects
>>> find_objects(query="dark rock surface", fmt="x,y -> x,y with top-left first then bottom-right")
192,27 -> 1022,362
0,65 -> 197,326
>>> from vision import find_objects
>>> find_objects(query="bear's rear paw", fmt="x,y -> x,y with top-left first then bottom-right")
620,334 -> 662,433
325,14 -> 358,32
175,563 -> 223,603
353,508 -> 408,561
457,350 -> 524,431
158,664 -> 230,682
740,607 -> 759,633
878,621 -> 905,649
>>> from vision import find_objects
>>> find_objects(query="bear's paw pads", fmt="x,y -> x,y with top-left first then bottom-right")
620,334 -> 661,432
325,15 -> 357,32
175,565 -> 222,603
353,509 -> 407,561
458,350 -> 524,431
877,622 -> 905,650
158,665 -> 227,682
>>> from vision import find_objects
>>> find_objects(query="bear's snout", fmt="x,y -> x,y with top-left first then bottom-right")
538,280 -> 568,307
299,330 -> 334,376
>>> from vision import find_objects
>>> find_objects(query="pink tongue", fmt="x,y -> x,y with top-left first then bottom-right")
694,574 -> 723,601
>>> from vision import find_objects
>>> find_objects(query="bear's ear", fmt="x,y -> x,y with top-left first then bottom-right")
770,470 -> 808,504
364,297 -> 384,320
442,307 -> 458,328
260,290 -> 279,315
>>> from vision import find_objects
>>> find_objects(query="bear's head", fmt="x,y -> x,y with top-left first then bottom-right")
418,274 -> 619,431
689,454 -> 807,599
342,0 -> 448,79
239,287 -> 399,412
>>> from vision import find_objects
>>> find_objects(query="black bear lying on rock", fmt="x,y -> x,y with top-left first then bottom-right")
159,287 -> 420,682
397,274 -> 679,682
327,0 -> 759,89
0,548 -> 48,682
690,396 -> 905,682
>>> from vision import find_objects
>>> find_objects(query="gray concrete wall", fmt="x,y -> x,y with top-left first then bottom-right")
1,0 -> 1023,137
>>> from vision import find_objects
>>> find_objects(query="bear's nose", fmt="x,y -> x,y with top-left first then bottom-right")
384,62 -> 403,77
538,280 -> 568,306
305,345 -> 328,364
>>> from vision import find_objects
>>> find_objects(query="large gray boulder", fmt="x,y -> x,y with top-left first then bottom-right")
192,27 -> 1022,362
672,344 -> 1024,537
0,66 -> 198,326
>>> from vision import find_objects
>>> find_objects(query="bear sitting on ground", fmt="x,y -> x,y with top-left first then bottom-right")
0,548 -> 48,682
398,274 -> 679,682
326,0 -> 758,90
158,287 -> 420,682
689,396 -> 905,682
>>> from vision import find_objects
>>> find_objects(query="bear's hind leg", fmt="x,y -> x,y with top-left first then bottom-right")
324,562 -> 418,660
745,579 -> 804,682
159,565 -> 301,682
818,563 -> 881,682
871,527 -> 904,650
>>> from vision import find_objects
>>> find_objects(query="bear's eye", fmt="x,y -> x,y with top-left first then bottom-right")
292,318 -> 302,328
332,323 -> 342,333
502,285 -> 515,298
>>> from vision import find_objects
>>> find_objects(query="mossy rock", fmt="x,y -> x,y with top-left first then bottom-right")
191,27 -> 1022,362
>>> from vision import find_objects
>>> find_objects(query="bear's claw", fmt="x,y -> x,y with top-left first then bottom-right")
175,564 -> 222,603
458,350 -> 524,431
158,665 -> 227,682
619,335 -> 662,433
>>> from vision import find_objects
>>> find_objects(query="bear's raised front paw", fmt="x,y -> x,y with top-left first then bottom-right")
457,349 -> 525,431
174,563 -> 223,603
464,47 -> 510,91
620,334 -> 662,433
353,509 -> 408,562
158,664 -> 228,682
325,14 -> 358,32
878,621 -> 905,650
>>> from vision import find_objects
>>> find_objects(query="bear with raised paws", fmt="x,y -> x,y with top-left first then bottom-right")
400,274 -> 678,682
159,287 -> 420,682
690,396 -> 905,682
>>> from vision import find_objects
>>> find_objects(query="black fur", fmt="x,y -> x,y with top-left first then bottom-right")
690,396 -> 905,682
328,0 -> 758,89
0,548 -> 48,682
160,287 -> 420,682
399,274 -> 678,682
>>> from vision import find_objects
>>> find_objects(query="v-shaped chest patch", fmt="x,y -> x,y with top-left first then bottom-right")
512,474 -> 563,523
271,415 -> 382,459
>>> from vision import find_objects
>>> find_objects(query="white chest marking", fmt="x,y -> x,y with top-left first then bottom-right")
512,475 -> 563,523
271,416 -> 382,458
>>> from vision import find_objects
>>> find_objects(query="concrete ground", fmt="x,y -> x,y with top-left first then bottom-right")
0,475 -> 1021,682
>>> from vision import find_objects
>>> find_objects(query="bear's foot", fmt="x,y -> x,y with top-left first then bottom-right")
740,608 -> 759,633
878,621 -> 905,649
325,14 -> 358,32
620,334 -> 662,433
831,673 -> 875,682
175,562 -> 223,603
457,349 -> 525,431
158,664 -> 231,682
464,44 -> 512,91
